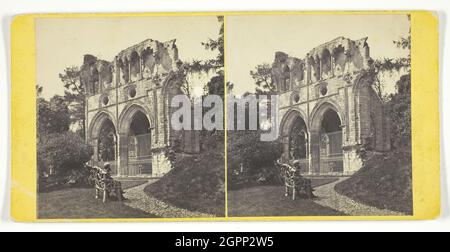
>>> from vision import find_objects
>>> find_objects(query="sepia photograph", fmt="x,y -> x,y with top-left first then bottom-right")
2,0 -> 446,234
36,16 -> 225,219
226,14 -> 412,217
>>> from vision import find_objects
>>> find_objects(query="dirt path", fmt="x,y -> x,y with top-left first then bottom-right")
123,181 -> 214,218
313,178 -> 405,216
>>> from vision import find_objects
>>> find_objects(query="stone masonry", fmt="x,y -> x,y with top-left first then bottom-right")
81,38 -> 199,177
273,37 -> 390,175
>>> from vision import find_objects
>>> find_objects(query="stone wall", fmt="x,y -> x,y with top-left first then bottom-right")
82,38 -> 200,177
274,37 -> 390,175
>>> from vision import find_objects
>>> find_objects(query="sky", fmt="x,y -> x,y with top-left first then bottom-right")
36,16 -> 221,99
226,14 -> 411,95
36,14 -> 410,99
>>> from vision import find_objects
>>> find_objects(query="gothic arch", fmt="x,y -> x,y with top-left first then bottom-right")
279,109 -> 309,163
88,110 -> 117,140
280,108 -> 309,138
118,103 -> 155,135
130,51 -> 141,82
141,47 -> 155,78
321,48 -> 332,77
310,101 -> 344,131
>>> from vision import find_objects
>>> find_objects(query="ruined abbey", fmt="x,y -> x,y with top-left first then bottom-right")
81,39 -> 199,177
273,37 -> 391,175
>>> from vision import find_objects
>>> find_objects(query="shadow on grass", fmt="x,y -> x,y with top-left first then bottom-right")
38,182 -> 157,219
228,178 -> 345,217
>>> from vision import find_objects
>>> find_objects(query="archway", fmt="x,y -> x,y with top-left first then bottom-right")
89,112 -> 118,174
118,58 -> 129,84
130,51 -> 141,82
280,110 -> 310,173
92,68 -> 100,94
120,107 -> 153,176
319,109 -> 343,173
310,102 -> 344,174
97,118 -> 118,174
321,49 -> 332,78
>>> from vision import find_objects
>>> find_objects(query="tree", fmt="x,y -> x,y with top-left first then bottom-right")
250,63 -> 277,95
38,132 -> 93,177
37,95 -> 71,138
59,66 -> 86,138
388,74 -> 411,152
204,74 -> 224,97
228,130 -> 282,189
369,16 -> 411,99
185,16 -> 225,97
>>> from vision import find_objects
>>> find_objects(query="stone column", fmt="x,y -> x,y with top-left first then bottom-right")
115,133 -> 121,176
119,133 -> 129,176
92,138 -> 99,165
319,58 -> 323,81
282,136 -> 290,162
128,60 -> 131,84
306,133 -> 311,174
331,55 -> 335,77
139,58 -> 144,80
309,130 -> 320,174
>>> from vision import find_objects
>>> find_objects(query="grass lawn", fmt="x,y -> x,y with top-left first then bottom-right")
228,178 -> 344,217
38,180 -> 157,219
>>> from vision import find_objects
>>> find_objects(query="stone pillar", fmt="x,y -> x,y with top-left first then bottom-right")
319,58 -> 323,81
139,58 -> 144,80
331,56 -> 335,77
98,71 -> 102,92
119,133 -> 129,176
309,130 -> 320,174
128,60 -> 131,84
113,61 -> 118,87
115,133 -> 121,176
152,151 -> 173,177
282,136 -> 290,162
306,133 -> 311,174
92,138 -> 99,164
343,148 -> 363,175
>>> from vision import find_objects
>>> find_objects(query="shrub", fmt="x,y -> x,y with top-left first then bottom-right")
227,130 -> 282,189
38,132 -> 93,186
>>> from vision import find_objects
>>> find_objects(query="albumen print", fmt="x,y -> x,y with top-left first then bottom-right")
226,14 -> 413,217
36,16 -> 225,219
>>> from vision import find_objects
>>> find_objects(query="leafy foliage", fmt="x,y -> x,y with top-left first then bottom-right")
368,33 -> 411,99
228,130 -> 282,189
387,74 -> 411,152
37,95 -> 71,137
59,66 -> 86,137
204,74 -> 225,97
184,16 -> 225,97
250,63 -> 277,95
38,132 -> 93,177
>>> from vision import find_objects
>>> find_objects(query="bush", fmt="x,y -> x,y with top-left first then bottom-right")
228,130 -> 282,190
38,132 -> 93,189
